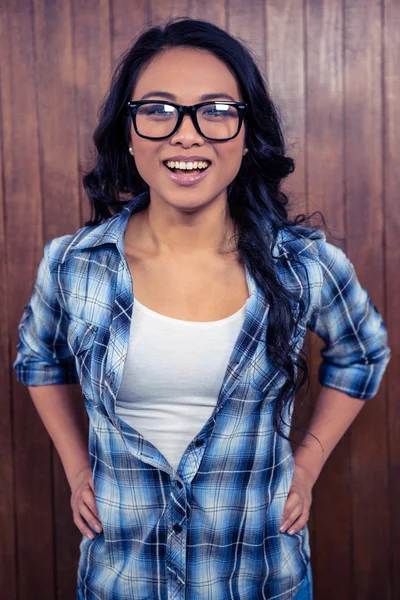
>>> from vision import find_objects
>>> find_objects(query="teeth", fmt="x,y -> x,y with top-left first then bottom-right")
165,160 -> 210,170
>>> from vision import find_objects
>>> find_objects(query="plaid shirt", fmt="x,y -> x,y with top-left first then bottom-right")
13,191 -> 390,599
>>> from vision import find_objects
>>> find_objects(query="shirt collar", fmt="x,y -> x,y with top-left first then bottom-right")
62,191 -> 151,261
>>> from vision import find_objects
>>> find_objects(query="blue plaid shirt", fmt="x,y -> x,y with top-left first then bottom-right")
13,191 -> 390,599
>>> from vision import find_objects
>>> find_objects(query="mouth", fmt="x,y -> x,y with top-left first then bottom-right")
162,160 -> 212,186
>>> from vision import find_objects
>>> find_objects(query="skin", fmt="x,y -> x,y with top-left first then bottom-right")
282,386 -> 365,535
70,47 -> 367,541
126,46 -> 246,258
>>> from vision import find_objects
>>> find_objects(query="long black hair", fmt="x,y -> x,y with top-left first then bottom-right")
83,17 -> 326,446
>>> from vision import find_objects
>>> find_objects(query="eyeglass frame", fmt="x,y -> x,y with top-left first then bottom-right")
126,99 -> 248,141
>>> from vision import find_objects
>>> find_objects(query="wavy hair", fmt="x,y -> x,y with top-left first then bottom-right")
82,17 -> 326,446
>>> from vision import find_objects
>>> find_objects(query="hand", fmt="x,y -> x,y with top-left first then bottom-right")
70,466 -> 103,540
279,464 -> 314,536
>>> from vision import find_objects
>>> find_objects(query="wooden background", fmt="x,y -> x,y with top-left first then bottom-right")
0,1 -> 398,599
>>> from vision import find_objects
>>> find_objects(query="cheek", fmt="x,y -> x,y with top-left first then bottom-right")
132,155 -> 157,188
220,147 -> 244,177
130,137 -> 161,178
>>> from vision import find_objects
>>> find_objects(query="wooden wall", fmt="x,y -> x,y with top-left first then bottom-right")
0,1 -> 398,599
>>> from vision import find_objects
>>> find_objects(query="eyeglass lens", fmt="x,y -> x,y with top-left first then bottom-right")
135,103 -> 240,139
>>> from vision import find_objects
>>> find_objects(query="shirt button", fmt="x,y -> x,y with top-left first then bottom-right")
173,524 -> 182,533
195,439 -> 204,447
177,481 -> 183,489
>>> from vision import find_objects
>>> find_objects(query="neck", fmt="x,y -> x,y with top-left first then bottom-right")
137,192 -> 239,258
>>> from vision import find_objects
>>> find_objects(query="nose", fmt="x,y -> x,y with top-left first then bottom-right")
171,112 -> 204,144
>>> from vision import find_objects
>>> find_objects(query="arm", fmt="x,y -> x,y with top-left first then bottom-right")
14,242 -> 89,486
292,238 -> 390,486
292,385 -> 365,487
279,237 -> 390,535
15,242 -> 102,539
27,382 -> 102,539
279,385 -> 365,535
13,240 -> 79,386
27,383 -> 90,491
13,242 -> 90,486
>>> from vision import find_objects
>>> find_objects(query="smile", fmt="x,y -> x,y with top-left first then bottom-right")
162,162 -> 212,186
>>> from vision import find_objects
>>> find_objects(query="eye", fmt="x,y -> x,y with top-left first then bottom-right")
144,107 -> 166,116
204,108 -> 224,117
199,104 -> 238,119
138,104 -> 176,118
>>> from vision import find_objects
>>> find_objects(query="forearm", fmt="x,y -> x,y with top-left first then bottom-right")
292,385 -> 366,487
27,383 -> 90,490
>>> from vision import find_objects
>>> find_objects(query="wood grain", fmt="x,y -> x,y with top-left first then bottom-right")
32,0 -> 83,597
0,1 -> 397,598
266,0 -> 307,217
0,2 -> 17,597
2,0 -> 54,597
71,0 -> 112,225
305,2 -> 350,599
111,0 -> 148,66
344,1 -> 390,598
383,0 -> 400,598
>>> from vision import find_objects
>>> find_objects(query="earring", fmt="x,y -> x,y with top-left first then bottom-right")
129,146 -> 134,155
244,148 -> 248,155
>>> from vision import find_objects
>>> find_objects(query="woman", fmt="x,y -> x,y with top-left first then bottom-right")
13,17 -> 390,600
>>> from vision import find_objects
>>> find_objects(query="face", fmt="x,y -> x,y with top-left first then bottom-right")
128,47 -> 247,213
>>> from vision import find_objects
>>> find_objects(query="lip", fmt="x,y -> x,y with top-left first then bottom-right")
163,162 -> 211,186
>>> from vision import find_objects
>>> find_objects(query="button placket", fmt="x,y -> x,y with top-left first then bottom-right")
167,468 -> 187,596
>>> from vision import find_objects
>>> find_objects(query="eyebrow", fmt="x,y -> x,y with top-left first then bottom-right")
139,91 -> 237,102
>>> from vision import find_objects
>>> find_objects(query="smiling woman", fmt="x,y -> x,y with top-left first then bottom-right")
123,46 -> 249,211
13,15 -> 390,600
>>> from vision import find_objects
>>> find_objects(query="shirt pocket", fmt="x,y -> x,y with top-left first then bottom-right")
67,317 -> 99,399
248,350 -> 287,398
248,317 -> 309,398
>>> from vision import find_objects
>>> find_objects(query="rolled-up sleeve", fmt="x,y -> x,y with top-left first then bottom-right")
307,238 -> 391,399
13,240 -> 79,386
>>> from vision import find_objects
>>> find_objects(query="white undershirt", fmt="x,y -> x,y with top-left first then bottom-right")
115,295 -> 250,471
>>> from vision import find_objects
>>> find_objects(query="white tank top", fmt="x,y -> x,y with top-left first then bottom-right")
115,294 -> 250,471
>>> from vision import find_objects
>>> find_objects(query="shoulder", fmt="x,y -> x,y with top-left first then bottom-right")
274,222 -> 326,258
272,223 -> 354,313
274,223 -> 349,277
43,219 -> 114,269
42,229 -> 87,270
273,222 -> 328,287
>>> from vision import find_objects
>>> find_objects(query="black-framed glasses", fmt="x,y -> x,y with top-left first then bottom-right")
126,100 -> 248,141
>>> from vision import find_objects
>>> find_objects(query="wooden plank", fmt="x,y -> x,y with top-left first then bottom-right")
1,2 -> 396,598
188,0 -> 225,26
383,0 -> 400,597
71,0 -> 112,225
0,4 -> 17,597
32,1 -> 82,598
145,0 -> 225,39
228,0 -> 266,74
111,0 -> 148,65
148,0 -> 190,24
2,0 -> 54,597
266,0 -> 307,217
344,1 -> 391,598
305,2 -> 351,599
